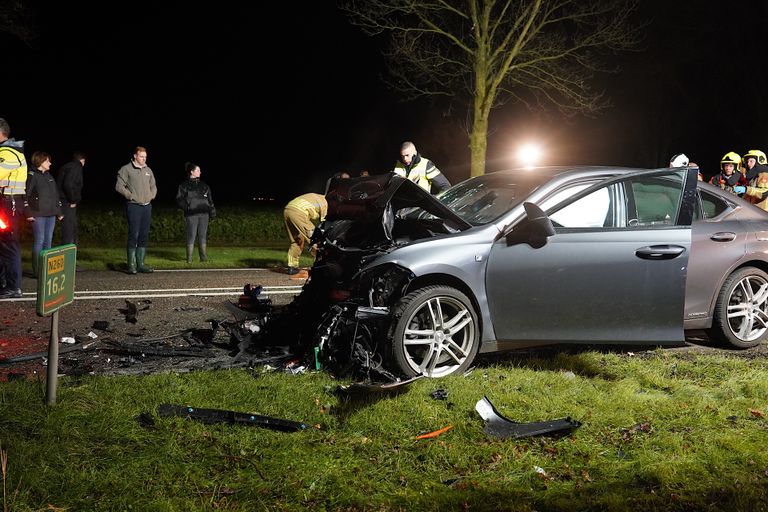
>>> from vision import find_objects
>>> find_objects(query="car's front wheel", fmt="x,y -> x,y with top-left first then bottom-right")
389,285 -> 479,377
709,267 -> 768,348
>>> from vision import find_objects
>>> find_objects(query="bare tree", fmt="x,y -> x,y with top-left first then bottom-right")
342,0 -> 641,177
0,0 -> 36,44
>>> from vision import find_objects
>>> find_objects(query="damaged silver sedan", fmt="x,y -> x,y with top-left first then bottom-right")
264,166 -> 768,379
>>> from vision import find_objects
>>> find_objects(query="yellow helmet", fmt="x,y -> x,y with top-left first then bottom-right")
720,151 -> 741,171
743,149 -> 767,166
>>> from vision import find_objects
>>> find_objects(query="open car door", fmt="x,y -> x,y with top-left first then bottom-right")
486,167 -> 698,346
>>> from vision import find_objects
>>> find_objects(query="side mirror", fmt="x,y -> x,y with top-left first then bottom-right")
506,202 -> 555,248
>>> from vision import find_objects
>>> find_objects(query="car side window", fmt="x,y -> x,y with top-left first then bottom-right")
697,190 -> 729,219
549,186 -> 614,228
628,175 -> 684,226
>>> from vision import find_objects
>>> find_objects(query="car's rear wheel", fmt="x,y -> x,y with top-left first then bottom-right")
389,285 -> 479,377
709,267 -> 768,348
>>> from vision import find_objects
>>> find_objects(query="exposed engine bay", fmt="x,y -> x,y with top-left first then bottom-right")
240,174 -> 472,382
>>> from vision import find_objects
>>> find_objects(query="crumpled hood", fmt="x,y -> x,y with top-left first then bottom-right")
325,173 -> 471,241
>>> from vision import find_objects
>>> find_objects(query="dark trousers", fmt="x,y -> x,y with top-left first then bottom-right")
126,202 -> 152,248
0,196 -> 23,290
60,204 -> 78,245
185,213 -> 209,246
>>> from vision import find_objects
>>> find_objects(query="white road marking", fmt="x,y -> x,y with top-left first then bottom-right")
0,286 -> 304,303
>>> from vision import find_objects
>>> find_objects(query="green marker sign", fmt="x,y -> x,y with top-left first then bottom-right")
37,244 -> 77,316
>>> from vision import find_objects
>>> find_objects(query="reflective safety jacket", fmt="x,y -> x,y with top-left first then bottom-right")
285,193 -> 327,222
0,139 -> 27,195
393,153 -> 449,193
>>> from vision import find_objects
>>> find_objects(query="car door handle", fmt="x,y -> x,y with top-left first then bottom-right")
635,245 -> 686,260
710,231 -> 737,242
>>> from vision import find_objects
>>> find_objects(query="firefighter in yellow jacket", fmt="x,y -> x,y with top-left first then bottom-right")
283,192 -> 327,276
393,141 -> 451,194
0,118 -> 27,299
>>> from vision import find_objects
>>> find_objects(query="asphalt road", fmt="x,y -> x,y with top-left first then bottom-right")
0,267 -> 306,343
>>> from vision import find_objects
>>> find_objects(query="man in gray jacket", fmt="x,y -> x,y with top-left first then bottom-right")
115,146 -> 157,274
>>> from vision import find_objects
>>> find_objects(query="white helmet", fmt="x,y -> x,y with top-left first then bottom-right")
669,153 -> 689,167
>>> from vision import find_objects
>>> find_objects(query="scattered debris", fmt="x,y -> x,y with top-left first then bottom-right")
92,320 -> 111,331
475,396 -> 581,439
122,299 -> 152,324
173,306 -> 203,312
415,424 -> 454,440
135,412 -> 156,428
430,389 -> 449,400
157,404 -> 307,432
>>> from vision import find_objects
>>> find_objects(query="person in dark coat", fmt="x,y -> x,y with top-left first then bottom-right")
175,161 -> 216,263
56,150 -> 86,245
24,151 -> 62,277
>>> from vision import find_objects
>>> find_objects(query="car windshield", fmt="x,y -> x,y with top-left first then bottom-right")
403,171 -> 552,226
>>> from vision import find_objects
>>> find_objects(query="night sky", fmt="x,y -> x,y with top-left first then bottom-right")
3,1 -> 768,205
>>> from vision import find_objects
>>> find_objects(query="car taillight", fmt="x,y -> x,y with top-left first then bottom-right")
0,214 -> 8,232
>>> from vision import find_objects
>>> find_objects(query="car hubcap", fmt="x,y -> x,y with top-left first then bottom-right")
402,296 -> 475,377
727,275 -> 768,342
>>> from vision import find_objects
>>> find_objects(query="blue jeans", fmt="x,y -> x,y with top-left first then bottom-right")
31,215 -> 56,273
126,202 -> 152,248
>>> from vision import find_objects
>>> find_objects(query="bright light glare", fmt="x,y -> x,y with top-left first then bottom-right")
517,143 -> 542,168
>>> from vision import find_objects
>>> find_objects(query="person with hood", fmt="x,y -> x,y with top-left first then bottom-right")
175,161 -> 216,263
709,152 -> 745,194
393,141 -> 451,194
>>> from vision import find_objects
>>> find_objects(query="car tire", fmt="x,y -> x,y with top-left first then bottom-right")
708,267 -> 768,348
389,285 -> 479,378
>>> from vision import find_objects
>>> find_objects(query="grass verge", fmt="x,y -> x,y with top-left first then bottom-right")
2,350 -> 768,510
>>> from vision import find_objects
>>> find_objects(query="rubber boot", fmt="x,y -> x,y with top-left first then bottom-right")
199,242 -> 207,262
127,248 -> 137,275
136,247 -> 154,273
186,244 -> 194,264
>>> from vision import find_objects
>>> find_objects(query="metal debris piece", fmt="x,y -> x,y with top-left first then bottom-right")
430,389 -> 449,400
157,404 -> 307,432
475,396 -> 581,439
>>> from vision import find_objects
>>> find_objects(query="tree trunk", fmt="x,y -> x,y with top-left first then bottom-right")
469,113 -> 489,178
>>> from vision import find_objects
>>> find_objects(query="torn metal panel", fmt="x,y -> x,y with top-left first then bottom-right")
475,396 -> 581,439
157,404 -> 307,432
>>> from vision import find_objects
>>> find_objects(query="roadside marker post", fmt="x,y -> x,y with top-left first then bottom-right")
37,244 -> 77,405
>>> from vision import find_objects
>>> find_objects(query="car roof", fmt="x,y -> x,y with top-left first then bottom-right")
487,165 -> 665,180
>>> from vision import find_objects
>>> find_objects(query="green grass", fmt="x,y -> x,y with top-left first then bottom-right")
3,350 -> 768,510
18,202 -> 317,270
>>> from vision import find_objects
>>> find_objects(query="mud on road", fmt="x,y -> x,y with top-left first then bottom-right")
1,268 -> 766,382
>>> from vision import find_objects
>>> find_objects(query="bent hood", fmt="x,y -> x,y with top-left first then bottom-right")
325,173 -> 471,241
